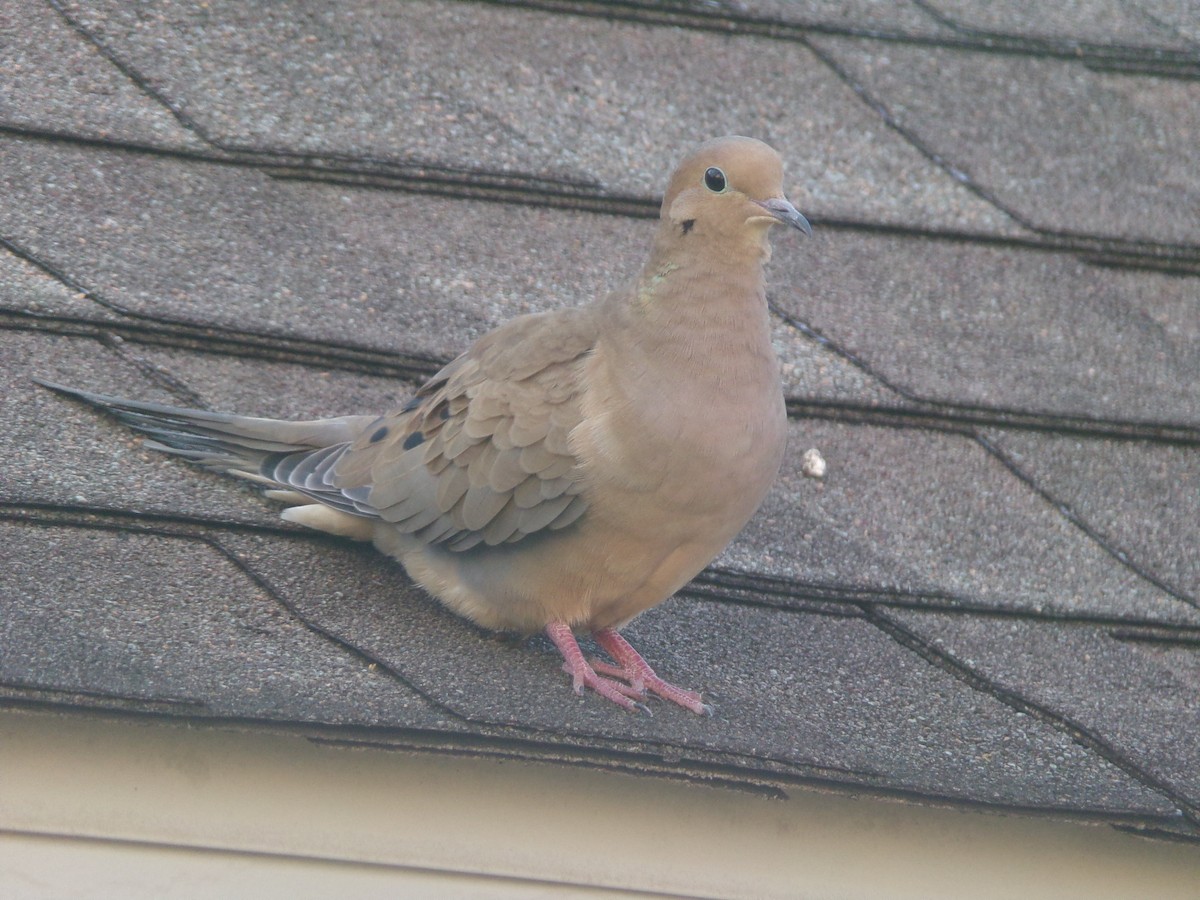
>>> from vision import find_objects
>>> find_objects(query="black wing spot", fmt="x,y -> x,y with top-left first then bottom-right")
438,404 -> 451,420
401,396 -> 422,413
681,219 -> 695,235
403,431 -> 426,450
369,426 -> 389,443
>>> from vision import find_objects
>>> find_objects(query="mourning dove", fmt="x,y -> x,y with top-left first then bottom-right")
40,135 -> 810,715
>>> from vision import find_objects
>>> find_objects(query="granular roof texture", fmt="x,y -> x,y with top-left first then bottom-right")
2,0 -> 1197,842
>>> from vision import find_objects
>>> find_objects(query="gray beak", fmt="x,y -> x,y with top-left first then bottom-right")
755,197 -> 813,237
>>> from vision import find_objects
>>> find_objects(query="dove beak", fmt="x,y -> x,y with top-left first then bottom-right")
754,197 -> 813,237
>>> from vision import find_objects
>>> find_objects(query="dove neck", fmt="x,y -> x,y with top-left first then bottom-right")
635,233 -> 770,306
615,244 -> 776,374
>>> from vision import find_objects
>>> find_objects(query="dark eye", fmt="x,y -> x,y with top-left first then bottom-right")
703,167 -> 727,192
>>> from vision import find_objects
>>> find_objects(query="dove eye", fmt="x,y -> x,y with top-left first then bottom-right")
703,167 -> 727,193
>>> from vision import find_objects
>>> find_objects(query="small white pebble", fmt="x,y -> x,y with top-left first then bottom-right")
800,448 -> 826,479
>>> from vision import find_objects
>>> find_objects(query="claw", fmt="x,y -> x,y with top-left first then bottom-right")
587,656 -> 647,694
594,628 -> 711,716
561,658 -> 644,703
545,622 -> 710,715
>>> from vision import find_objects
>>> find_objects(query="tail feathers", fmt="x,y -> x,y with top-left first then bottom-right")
35,379 -> 375,480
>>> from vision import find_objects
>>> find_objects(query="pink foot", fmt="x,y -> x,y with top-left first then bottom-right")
593,628 -> 712,716
544,622 -> 650,713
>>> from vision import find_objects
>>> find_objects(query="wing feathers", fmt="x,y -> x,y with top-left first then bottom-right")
41,307 -> 596,551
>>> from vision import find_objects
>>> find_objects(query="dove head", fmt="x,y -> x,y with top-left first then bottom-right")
659,136 -> 811,251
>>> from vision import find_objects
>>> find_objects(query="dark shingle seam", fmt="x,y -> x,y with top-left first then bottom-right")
799,39 -> 1200,255
1112,823 -> 1200,845
863,606 -> 1200,831
785,399 -> 1200,448
0,306 -> 438,385
5,272 -> 1198,450
810,217 -> 1200,279
203,533 -> 483,725
4,504 -> 1195,824
0,503 -> 306,543
0,501 -> 470,725
95,330 -> 209,409
909,0 -> 1200,75
691,569 -> 1200,633
14,689 -> 1179,825
480,0 -> 1200,77
1108,629 -> 1200,650
0,679 -> 204,711
0,504 -> 862,769
48,0 -> 1200,95
770,300 -> 1200,445
44,0 -> 211,142
7,502 -> 1195,638
26,315 -> 1200,623
0,122 -> 608,200
13,312 -> 1200,622
0,514 -> 888,787
975,432 -> 1200,613
7,124 -> 1200,275
799,36 -> 1033,236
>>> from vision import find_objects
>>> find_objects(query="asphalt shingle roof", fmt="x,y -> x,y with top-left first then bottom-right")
3,0 -> 1198,842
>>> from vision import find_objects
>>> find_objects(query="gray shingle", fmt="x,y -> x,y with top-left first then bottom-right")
811,35 -> 1200,242
53,0 -> 1013,230
726,419 -> 1200,625
770,229 -> 1200,423
885,608 -> 1200,812
3,519 -> 1172,815
923,0 -> 1200,48
0,1 -> 205,149
0,521 -> 449,726
745,0 -> 953,34
984,429 -> 1200,603
3,0 -> 1197,839
0,135 -> 889,405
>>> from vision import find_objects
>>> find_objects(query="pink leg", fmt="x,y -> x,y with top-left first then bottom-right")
593,628 -> 712,716
544,622 -> 650,713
